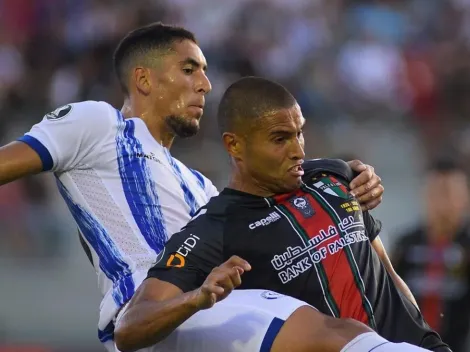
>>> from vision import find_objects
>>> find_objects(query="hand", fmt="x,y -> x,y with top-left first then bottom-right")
347,160 -> 384,211
194,256 -> 251,310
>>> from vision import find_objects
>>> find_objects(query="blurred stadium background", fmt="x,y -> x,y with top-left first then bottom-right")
1,0 -> 469,351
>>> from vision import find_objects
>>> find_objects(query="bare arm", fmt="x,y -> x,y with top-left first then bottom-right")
0,141 -> 43,185
115,255 -> 251,352
371,236 -> 419,309
114,279 -> 200,352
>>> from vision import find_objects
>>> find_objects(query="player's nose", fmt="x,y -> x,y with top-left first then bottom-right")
196,72 -> 212,95
290,137 -> 305,160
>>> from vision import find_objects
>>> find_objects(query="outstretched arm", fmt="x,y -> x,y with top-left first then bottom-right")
1,101 -> 117,186
371,236 -> 419,309
114,279 -> 197,351
114,256 -> 251,352
0,141 -> 43,185
362,212 -> 419,309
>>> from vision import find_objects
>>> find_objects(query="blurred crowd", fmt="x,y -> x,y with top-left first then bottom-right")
1,0 -> 470,350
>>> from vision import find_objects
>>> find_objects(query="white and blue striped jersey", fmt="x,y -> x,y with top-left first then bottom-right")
18,101 -> 218,346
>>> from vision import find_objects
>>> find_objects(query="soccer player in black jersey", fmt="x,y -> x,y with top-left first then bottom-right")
115,77 -> 451,352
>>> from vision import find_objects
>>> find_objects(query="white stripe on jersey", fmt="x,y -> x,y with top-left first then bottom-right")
19,101 -> 219,343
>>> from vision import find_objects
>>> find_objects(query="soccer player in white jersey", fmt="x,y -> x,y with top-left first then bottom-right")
0,23 -> 385,351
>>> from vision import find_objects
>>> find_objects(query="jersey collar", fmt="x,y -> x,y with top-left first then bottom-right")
220,188 -> 272,208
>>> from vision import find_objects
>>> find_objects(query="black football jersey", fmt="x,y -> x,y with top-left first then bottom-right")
148,159 -> 449,350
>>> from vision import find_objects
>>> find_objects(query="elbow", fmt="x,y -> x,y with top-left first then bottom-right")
114,325 -> 138,352
114,321 -> 166,352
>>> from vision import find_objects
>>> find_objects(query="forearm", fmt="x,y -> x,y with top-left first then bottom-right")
0,142 -> 43,185
371,238 -> 419,310
0,155 -> 28,185
391,273 -> 419,309
115,290 -> 200,352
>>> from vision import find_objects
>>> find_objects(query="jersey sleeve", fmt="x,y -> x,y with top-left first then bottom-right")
147,215 -> 224,293
190,168 -> 219,199
203,177 -> 219,199
17,101 -> 117,172
302,158 -> 355,183
362,211 -> 382,242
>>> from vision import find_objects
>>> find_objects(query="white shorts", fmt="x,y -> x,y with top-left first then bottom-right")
114,289 -> 311,352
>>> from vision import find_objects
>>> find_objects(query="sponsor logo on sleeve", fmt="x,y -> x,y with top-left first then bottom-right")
166,234 -> 200,268
46,104 -> 73,121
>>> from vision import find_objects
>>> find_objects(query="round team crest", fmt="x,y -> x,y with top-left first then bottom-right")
46,104 -> 73,121
293,197 -> 307,209
289,196 -> 315,218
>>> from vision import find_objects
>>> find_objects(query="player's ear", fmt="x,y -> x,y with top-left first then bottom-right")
134,67 -> 151,95
222,132 -> 243,160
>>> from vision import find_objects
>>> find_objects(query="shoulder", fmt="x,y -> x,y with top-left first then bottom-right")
188,168 -> 214,189
179,198 -> 228,233
302,158 -> 354,183
179,163 -> 218,197
68,100 -> 116,120
44,100 -> 117,126
72,100 -> 115,112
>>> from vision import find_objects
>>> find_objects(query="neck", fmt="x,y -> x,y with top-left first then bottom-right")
228,169 -> 275,198
121,97 -> 175,149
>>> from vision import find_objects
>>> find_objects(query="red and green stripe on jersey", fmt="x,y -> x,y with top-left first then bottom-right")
271,181 -> 376,328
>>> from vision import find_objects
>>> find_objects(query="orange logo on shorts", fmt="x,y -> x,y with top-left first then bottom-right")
166,253 -> 185,268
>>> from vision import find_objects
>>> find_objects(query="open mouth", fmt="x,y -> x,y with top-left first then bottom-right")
289,165 -> 304,176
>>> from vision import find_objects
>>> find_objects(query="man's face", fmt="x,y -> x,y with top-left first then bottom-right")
150,39 -> 211,138
240,104 -> 306,195
425,170 -> 469,227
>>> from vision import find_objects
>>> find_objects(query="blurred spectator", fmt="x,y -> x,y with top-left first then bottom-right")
392,158 -> 470,352
336,31 -> 408,112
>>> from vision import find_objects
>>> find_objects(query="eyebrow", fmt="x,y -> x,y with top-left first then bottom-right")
268,120 -> 306,136
180,57 -> 208,71
268,129 -> 296,136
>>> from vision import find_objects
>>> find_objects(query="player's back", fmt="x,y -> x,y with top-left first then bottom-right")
18,100 -> 218,343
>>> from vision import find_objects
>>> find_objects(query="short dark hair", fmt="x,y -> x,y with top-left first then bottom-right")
217,76 -> 297,135
113,22 -> 197,95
